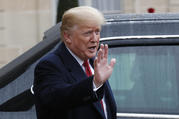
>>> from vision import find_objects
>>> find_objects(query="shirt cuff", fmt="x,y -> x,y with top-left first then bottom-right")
93,81 -> 103,92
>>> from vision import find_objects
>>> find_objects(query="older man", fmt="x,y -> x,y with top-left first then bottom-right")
33,6 -> 117,119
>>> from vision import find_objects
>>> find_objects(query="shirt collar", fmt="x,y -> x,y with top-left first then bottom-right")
66,46 -> 84,66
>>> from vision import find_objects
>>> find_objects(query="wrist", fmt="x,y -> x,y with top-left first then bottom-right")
93,77 -> 103,88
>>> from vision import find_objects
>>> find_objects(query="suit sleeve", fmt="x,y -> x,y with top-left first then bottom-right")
33,60 -> 105,110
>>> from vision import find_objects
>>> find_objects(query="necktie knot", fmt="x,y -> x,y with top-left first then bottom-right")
83,60 -> 88,67
83,60 -> 92,77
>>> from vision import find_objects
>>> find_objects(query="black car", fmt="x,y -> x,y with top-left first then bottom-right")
1,14 -> 179,119
101,35 -> 179,119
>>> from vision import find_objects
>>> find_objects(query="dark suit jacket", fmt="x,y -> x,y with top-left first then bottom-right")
33,42 -> 117,119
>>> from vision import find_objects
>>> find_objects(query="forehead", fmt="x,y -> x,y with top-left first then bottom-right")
74,22 -> 101,31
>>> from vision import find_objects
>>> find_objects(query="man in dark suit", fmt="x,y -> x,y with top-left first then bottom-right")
33,6 -> 117,119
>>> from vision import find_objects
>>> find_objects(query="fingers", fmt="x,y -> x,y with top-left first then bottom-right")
100,44 -> 104,59
100,44 -> 108,59
94,44 -> 116,85
97,44 -> 103,63
109,58 -> 116,68
97,44 -> 108,61
97,49 -> 102,63
104,44 -> 108,59
100,43 -> 104,49
94,57 -> 97,69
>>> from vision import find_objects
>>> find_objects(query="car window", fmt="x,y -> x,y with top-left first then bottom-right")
108,45 -> 179,114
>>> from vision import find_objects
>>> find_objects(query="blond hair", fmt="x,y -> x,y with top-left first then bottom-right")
60,6 -> 105,41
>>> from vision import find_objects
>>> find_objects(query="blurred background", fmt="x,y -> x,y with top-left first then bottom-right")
0,0 -> 179,68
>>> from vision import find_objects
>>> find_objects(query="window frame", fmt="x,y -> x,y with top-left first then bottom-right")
100,35 -> 179,119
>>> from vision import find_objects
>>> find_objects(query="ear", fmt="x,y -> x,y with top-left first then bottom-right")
63,31 -> 72,44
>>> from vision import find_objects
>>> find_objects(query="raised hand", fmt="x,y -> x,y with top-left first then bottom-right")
93,44 -> 116,88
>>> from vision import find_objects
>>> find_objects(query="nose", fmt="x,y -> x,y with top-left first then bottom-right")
91,31 -> 99,42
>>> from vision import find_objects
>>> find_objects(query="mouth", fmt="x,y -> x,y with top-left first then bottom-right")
88,46 -> 97,52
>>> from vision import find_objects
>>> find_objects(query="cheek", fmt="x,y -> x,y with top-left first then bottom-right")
97,45 -> 99,50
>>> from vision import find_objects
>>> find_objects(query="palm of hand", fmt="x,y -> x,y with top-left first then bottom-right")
94,44 -> 116,87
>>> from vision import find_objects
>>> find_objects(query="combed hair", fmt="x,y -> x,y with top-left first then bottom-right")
60,6 -> 105,41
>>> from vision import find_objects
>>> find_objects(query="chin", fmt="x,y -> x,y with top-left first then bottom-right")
88,53 -> 96,58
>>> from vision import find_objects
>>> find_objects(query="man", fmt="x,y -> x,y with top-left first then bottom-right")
33,6 -> 117,119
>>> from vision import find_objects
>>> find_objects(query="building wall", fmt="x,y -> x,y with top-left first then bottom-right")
80,0 -> 179,14
0,0 -> 53,68
1,0 -> 179,68
123,0 -> 179,13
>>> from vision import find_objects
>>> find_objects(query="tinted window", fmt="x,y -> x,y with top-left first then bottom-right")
108,46 -> 179,114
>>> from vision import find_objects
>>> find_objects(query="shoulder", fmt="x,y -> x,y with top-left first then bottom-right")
40,53 -> 61,64
35,52 -> 63,72
36,43 -> 65,68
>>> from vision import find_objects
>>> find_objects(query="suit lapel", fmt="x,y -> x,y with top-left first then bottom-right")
89,58 -> 106,118
105,81 -> 116,108
105,81 -> 117,119
93,101 -> 106,119
93,82 -> 116,119
54,42 -> 87,82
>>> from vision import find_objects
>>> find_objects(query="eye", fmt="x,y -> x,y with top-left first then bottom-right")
95,30 -> 100,35
83,30 -> 93,36
82,29 -> 100,36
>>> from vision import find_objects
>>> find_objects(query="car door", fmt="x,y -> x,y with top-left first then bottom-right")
101,35 -> 179,119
